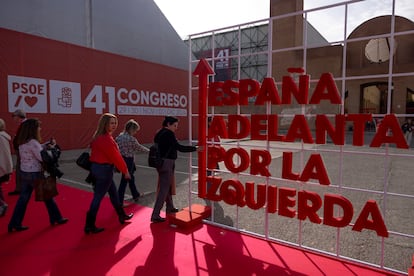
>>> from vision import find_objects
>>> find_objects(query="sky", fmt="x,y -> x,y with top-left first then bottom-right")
154,0 -> 414,42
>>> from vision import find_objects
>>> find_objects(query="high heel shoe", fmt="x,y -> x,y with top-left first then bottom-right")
84,225 -> 104,234
118,213 -> 133,224
84,211 -> 104,234
133,193 -> 141,202
57,218 -> 69,224
116,206 -> 133,224
8,225 -> 29,233
51,218 -> 69,225
167,207 -> 179,214
0,205 -> 7,217
151,216 -> 166,223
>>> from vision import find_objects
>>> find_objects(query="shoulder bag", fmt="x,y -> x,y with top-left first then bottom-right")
34,173 -> 58,201
76,151 -> 91,171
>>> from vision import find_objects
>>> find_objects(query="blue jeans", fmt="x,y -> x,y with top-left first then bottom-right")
118,156 -> 139,203
9,171 -> 63,226
88,163 -> 121,217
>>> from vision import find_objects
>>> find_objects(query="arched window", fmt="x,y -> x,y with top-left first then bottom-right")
360,82 -> 392,114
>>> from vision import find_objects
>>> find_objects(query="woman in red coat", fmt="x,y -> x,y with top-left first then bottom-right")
84,113 -> 133,234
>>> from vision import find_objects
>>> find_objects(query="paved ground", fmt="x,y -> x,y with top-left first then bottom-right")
52,139 -> 413,274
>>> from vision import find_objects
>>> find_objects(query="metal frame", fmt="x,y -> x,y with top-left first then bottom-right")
187,1 -> 414,274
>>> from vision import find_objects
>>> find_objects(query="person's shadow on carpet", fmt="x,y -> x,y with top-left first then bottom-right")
135,222 -> 178,276
49,223 -> 142,276
203,203 -> 307,276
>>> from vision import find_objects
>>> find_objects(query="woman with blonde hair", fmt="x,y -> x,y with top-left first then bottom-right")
84,113 -> 133,234
116,119 -> 149,205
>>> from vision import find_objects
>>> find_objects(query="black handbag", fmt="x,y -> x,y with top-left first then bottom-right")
148,143 -> 163,168
76,151 -> 91,171
148,130 -> 170,169
0,174 -> 10,183
34,175 -> 58,201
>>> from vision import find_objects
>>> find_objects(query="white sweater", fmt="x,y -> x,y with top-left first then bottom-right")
19,139 -> 43,173
0,131 -> 13,177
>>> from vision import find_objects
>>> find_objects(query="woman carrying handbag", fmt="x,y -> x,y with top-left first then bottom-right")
84,113 -> 133,234
8,118 -> 68,232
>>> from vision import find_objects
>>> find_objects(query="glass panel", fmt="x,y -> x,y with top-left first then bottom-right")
240,54 -> 268,82
365,38 -> 396,63
394,33 -> 414,72
406,88 -> 414,114
271,13 -> 305,50
346,0 -> 394,37
383,235 -> 413,272
346,38 -> 391,76
305,5 -> 345,44
395,0 -> 414,23
339,225 -> 383,267
360,82 -> 392,114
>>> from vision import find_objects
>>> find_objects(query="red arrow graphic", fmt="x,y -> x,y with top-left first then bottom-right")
193,59 -> 214,198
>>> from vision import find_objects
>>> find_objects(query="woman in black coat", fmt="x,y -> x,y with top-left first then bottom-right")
150,116 -> 197,223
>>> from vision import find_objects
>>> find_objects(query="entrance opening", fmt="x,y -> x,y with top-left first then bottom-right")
360,82 -> 392,115
406,87 -> 414,114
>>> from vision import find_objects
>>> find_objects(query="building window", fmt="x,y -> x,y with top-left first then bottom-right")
364,38 -> 397,63
360,82 -> 392,114
406,88 -> 414,114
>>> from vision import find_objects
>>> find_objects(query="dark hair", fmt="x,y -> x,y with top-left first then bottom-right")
162,116 -> 178,127
16,118 -> 41,146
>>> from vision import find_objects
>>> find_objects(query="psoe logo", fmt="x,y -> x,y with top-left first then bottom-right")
49,79 -> 81,114
8,75 -> 82,114
8,75 -> 47,113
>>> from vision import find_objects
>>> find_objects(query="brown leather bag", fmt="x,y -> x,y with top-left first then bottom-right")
34,175 -> 58,201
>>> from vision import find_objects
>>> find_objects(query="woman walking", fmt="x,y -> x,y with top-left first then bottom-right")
116,119 -> 149,205
84,113 -> 133,234
8,118 -> 68,232
151,116 -> 198,223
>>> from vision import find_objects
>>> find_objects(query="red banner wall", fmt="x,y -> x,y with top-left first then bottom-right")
0,27 -> 193,150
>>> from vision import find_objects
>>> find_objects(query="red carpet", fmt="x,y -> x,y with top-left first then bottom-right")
0,183 -> 401,276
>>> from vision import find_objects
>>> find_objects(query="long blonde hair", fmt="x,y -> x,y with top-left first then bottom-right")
93,113 -> 117,139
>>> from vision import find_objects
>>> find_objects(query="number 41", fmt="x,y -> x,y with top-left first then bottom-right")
84,85 -> 116,114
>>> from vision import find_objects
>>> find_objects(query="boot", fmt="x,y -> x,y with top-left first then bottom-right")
116,206 -> 133,224
84,211 -> 104,234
